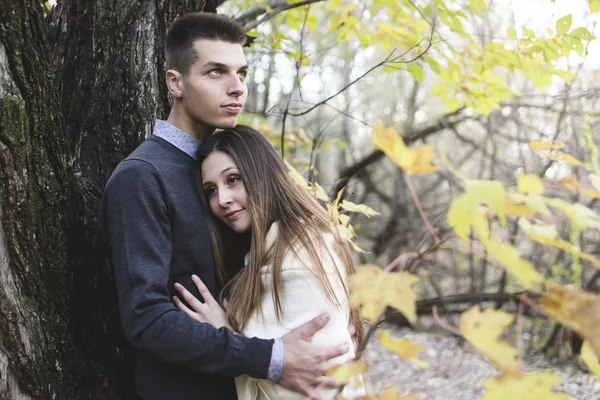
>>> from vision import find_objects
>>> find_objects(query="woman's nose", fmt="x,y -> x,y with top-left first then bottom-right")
218,190 -> 233,207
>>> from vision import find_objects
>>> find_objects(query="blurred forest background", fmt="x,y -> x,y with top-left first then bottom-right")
1,0 -> 599,398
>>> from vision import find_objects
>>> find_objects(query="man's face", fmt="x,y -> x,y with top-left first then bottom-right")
177,40 -> 248,133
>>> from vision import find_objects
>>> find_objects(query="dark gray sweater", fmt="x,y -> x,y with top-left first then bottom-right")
99,135 -> 273,400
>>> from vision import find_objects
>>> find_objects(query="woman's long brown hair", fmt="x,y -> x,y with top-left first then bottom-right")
197,125 -> 364,343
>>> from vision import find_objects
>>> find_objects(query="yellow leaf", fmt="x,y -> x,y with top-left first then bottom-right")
558,176 -> 579,191
340,200 -> 381,217
518,218 -> 557,239
410,144 -> 439,175
467,180 -> 507,226
529,140 -> 564,151
460,306 -> 521,377
373,122 -> 415,171
505,194 -> 537,217
546,198 -> 600,230
448,194 -> 472,240
326,360 -> 368,385
311,182 -> 329,202
527,234 -> 600,267
373,122 -> 438,175
349,265 -> 418,323
481,373 -> 569,400
538,283 -> 600,360
378,330 -> 426,359
547,151 -> 584,166
287,162 -> 309,188
508,193 -> 552,216
581,188 -> 600,199
485,240 -> 544,288
353,385 -> 416,400
473,209 -> 490,244
517,174 -> 544,195
581,341 -> 600,378
448,180 -> 507,240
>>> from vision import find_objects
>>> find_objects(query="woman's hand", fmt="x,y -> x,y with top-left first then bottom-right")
173,275 -> 235,332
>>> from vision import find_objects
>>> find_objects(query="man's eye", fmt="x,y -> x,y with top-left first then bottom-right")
209,69 -> 223,76
237,71 -> 248,79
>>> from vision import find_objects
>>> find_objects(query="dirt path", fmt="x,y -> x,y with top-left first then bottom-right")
361,326 -> 600,399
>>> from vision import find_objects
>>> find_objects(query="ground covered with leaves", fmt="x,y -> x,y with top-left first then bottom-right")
362,325 -> 600,400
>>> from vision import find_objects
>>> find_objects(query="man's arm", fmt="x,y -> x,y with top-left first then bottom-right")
100,159 -> 272,378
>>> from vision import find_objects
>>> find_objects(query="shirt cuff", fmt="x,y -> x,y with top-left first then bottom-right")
266,338 -> 284,383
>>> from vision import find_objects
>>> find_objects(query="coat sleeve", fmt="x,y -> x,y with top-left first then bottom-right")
99,159 -> 272,378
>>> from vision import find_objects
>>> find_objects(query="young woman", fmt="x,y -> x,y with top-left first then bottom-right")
173,125 -> 364,399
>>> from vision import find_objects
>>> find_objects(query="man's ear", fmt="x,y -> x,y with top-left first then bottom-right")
166,69 -> 184,99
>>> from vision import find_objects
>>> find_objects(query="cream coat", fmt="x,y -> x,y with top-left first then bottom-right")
235,223 -> 360,400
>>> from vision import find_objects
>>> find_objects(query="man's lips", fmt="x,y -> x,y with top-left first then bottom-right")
225,209 -> 243,219
222,103 -> 242,113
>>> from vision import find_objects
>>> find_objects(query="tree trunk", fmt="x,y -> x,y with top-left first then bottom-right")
0,0 -> 218,398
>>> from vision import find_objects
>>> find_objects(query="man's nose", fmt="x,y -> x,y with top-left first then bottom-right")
228,74 -> 246,97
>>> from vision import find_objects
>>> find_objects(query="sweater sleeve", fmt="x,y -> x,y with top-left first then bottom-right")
99,159 -> 272,378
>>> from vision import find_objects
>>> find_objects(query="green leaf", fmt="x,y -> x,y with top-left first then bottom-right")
407,63 -> 424,82
555,14 -> 572,35
466,180 -> 507,226
485,240 -> 545,288
570,27 -> 596,40
448,194 -> 473,240
523,29 -> 536,38
339,200 -> 380,217
517,174 -> 545,195
506,26 -> 516,40
590,0 -> 600,14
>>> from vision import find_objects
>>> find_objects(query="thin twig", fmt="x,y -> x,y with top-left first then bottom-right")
240,0 -> 326,32
432,306 -> 462,336
383,252 -> 421,273
288,21 -> 436,118
516,292 -> 527,366
404,171 -> 439,243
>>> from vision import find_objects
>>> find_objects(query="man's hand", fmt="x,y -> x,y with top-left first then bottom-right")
279,313 -> 349,398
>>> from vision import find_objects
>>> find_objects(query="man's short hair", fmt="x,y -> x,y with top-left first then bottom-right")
165,12 -> 247,75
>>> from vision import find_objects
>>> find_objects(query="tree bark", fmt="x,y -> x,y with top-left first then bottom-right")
0,0 -> 214,398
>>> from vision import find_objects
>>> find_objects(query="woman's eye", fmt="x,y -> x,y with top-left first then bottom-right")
228,175 -> 240,184
205,187 -> 217,196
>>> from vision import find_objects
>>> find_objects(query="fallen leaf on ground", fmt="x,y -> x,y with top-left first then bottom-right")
481,373 -> 569,399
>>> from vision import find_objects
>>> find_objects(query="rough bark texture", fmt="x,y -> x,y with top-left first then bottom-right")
0,0 -> 217,398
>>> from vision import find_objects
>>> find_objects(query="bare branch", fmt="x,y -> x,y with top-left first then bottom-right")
330,108 -> 471,196
288,22 -> 436,117
238,0 -> 326,32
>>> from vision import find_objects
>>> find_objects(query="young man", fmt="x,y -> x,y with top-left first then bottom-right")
100,12 -> 348,400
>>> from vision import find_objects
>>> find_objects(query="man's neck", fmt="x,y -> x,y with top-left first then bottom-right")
166,109 -> 215,142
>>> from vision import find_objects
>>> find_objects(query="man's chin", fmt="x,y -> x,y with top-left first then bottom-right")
215,118 -> 239,129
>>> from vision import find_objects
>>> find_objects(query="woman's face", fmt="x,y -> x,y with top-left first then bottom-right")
201,151 -> 251,233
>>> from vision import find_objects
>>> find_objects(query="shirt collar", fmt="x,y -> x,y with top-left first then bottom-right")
153,120 -> 201,159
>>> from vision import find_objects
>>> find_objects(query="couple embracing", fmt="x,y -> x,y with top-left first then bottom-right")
100,12 -> 364,400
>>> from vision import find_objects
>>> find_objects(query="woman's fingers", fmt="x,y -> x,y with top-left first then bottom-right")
174,282 -> 205,312
172,296 -> 198,320
191,275 -> 217,305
